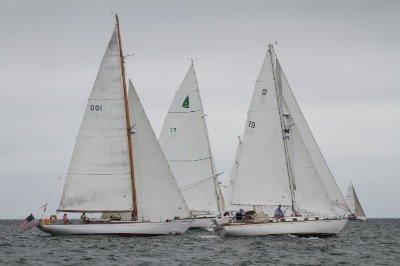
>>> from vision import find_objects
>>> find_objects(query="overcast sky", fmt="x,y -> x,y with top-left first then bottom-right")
1,0 -> 399,219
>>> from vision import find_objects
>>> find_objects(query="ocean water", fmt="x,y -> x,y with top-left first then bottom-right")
0,219 -> 399,265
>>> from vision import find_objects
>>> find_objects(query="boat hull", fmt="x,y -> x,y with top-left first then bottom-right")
190,216 -> 215,230
218,218 -> 348,237
37,220 -> 192,236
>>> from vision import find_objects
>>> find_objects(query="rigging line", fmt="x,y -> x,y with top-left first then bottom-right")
179,172 -> 222,191
168,156 -> 211,162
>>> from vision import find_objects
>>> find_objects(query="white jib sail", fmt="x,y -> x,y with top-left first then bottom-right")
128,81 -> 190,222
159,63 -> 221,215
59,26 -> 133,212
346,183 -> 366,217
276,52 -> 349,216
230,51 -> 293,207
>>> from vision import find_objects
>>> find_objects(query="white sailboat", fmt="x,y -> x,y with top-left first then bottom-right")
345,183 -> 367,220
217,45 -> 349,237
38,16 -> 192,236
159,62 -> 223,229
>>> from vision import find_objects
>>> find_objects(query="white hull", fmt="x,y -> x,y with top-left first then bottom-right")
37,220 -> 192,236
190,216 -> 215,229
218,218 -> 348,237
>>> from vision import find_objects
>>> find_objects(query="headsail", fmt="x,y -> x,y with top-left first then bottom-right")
159,63 -> 221,215
128,81 -> 190,222
59,26 -> 133,212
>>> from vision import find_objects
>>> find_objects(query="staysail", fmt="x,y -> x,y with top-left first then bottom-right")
159,63 -> 221,215
230,45 -> 348,217
59,26 -> 133,212
128,81 -> 190,222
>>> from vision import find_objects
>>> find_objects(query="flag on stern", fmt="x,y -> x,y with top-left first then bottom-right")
19,214 -> 39,232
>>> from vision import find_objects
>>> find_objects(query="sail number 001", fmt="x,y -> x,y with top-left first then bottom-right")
90,104 -> 103,111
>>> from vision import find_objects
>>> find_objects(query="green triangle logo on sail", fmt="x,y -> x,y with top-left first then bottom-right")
182,96 -> 190,108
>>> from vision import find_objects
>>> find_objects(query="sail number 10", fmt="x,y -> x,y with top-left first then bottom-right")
90,104 -> 103,111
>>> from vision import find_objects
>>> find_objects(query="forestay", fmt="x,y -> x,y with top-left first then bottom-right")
59,27 -> 133,212
159,64 -> 221,214
128,81 -> 190,222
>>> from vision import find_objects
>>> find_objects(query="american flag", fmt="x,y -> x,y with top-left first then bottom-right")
19,214 -> 39,232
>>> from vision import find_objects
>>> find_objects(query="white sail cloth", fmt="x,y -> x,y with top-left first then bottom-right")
230,46 -> 349,217
159,64 -> 221,214
128,81 -> 190,222
346,183 -> 366,217
59,26 -> 133,212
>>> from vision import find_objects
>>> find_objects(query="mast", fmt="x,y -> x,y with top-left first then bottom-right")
269,44 -> 297,215
116,14 -> 138,219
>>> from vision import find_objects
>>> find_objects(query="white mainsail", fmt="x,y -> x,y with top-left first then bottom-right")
229,45 -> 348,217
128,81 -> 190,222
159,63 -> 221,215
346,183 -> 366,219
59,26 -> 133,212
230,51 -> 293,208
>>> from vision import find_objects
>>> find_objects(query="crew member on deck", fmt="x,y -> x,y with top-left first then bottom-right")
274,205 -> 284,219
80,212 -> 90,224
63,213 -> 71,224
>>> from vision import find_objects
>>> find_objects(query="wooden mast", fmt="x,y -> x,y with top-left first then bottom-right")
115,14 -> 138,219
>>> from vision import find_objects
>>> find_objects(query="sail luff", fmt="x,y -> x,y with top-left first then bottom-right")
191,62 -> 222,214
269,45 -> 296,214
116,14 -> 137,218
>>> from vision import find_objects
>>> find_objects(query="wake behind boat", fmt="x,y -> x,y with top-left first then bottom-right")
217,44 -> 349,237
38,15 -> 192,236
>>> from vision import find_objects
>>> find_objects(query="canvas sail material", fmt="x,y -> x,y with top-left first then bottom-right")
276,54 -> 349,216
159,64 -> 220,214
230,46 -> 348,217
230,51 -> 293,207
128,81 -> 190,222
59,27 -> 133,212
346,183 -> 366,217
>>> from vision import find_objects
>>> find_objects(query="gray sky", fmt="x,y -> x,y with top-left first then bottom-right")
1,0 -> 399,218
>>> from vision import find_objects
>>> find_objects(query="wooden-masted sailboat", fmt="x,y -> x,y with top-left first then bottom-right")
159,62 -> 224,229
37,15 -> 192,236
345,183 -> 367,220
217,45 -> 349,237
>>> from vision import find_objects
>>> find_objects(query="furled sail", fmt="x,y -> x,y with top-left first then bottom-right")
58,27 -> 133,212
159,63 -> 221,215
128,81 -> 190,222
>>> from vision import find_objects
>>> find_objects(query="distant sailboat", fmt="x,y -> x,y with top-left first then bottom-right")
345,183 -> 367,220
217,45 -> 349,237
38,15 -> 192,236
159,62 -> 224,229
